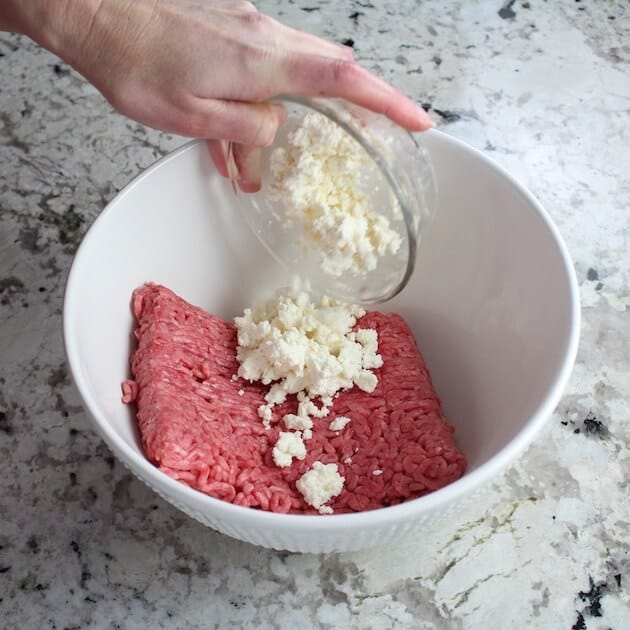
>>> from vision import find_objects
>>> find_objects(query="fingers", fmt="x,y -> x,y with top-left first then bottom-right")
279,26 -> 355,63
207,140 -> 264,192
210,0 -> 258,12
186,99 -> 286,146
233,144 -> 262,192
207,139 -> 230,178
254,20 -> 426,131
203,101 -> 286,192
260,20 -> 427,129
279,54 -> 433,131
335,43 -> 355,60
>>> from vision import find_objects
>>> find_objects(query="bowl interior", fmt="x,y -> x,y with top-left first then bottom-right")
64,132 -> 577,509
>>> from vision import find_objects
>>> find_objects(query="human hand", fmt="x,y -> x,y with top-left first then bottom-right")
6,0 -> 433,191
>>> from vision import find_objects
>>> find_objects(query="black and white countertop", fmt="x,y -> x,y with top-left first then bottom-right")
1,1 -> 628,627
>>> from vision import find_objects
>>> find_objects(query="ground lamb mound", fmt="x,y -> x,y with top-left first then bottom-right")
123,283 -> 466,514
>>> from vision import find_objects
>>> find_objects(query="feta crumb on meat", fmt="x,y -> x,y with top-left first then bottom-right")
329,416 -> 352,432
272,432 -> 307,468
283,413 -> 313,432
258,403 -> 273,427
235,285 -> 383,511
296,462 -> 345,514
235,286 -> 381,412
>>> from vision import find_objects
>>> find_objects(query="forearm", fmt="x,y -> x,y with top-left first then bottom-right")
1,0 -> 432,185
0,0 -> 99,63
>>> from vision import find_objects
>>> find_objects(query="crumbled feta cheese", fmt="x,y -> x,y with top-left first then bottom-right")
283,413 -> 313,432
238,389 -> 245,397
235,286 -> 381,410
297,395 -> 329,419
320,395 -> 333,408
272,432 -> 307,468
236,285 -> 384,472
355,329 -> 383,369
354,370 -> 378,393
373,469 -> 383,476
296,462 -> 345,514
258,404 -> 273,427
344,457 -> 352,465
329,416 -> 352,432
267,112 -> 402,276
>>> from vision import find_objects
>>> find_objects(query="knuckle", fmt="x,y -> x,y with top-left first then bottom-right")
103,79 -> 138,115
249,113 -> 277,147
171,97 -> 217,138
174,115 -> 200,138
238,0 -> 258,11
173,89 -> 196,113
329,58 -> 359,84
173,95 -> 206,136
341,46 -> 355,61
239,11 -> 272,31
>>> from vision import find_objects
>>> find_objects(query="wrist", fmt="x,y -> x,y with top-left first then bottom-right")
0,0 -> 29,32
0,0 -> 57,37
1,1 -> 102,64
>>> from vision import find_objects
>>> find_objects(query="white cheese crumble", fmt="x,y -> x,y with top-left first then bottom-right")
372,469 -> 383,476
272,431 -> 307,468
235,285 -> 383,511
297,393 -> 330,419
267,112 -> 402,277
329,416 -> 352,432
283,413 -> 313,432
258,404 -> 273,425
296,462 -> 345,514
235,286 -> 382,422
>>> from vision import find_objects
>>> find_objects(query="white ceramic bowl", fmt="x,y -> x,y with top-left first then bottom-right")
63,131 -> 580,553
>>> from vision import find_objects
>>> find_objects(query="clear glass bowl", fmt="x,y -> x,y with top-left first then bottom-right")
242,96 -> 437,304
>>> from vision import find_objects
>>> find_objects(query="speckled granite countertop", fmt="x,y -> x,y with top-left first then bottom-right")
1,1 -> 628,628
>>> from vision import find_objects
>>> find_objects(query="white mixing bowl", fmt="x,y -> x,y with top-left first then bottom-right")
63,132 -> 580,553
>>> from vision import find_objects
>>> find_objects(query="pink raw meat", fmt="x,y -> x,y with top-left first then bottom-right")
123,283 -> 466,514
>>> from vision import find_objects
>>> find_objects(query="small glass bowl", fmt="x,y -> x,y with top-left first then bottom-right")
242,96 -> 437,304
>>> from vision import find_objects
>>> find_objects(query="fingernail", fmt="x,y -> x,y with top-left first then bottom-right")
416,107 -> 435,130
238,179 -> 262,194
226,141 -> 239,180
243,148 -> 262,184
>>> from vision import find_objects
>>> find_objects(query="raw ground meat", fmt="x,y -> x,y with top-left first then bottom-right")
123,283 -> 466,514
